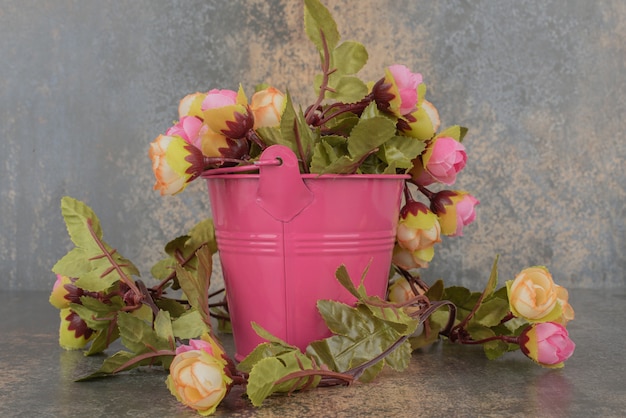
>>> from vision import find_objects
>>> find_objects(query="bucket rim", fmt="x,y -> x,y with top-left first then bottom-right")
203,173 -> 410,180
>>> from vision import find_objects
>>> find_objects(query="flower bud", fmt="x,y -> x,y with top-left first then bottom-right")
410,136 -> 467,186
49,274 -> 73,309
58,308 -> 94,350
519,322 -> 575,368
372,64 -> 422,116
507,267 -> 560,322
149,134 -> 206,196
396,201 -> 441,253
250,87 -> 286,128
166,116 -> 205,150
399,100 -> 440,140
202,89 -> 253,140
179,92 -> 207,119
430,190 -> 479,236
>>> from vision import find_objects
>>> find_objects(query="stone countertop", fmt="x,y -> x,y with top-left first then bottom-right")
1,289 -> 624,417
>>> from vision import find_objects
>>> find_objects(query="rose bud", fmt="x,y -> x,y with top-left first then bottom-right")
507,266 -> 561,322
396,201 -> 442,253
166,116 -> 205,150
149,134 -> 206,196
372,64 -> 422,116
58,308 -> 95,350
49,274 -> 74,309
178,92 -> 207,119
430,190 -> 479,236
519,322 -> 575,368
410,136 -> 467,186
250,86 -> 286,129
202,89 -> 254,140
399,100 -> 441,141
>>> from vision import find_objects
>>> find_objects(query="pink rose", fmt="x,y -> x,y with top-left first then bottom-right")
176,339 -> 215,356
166,116 -> 205,150
430,190 -> 479,236
148,135 -> 206,196
520,322 -> 575,368
411,136 -> 467,185
201,89 -> 238,110
388,64 -> 422,115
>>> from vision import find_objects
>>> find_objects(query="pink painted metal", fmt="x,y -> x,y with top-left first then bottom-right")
205,145 -> 407,360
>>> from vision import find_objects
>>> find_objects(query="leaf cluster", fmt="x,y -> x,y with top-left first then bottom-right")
52,197 -> 218,380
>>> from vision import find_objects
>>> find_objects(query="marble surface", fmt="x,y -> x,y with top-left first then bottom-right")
1,0 -> 625,291
1,289 -> 625,417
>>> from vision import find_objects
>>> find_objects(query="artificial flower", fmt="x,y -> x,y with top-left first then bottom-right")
201,89 -> 253,140
148,135 -> 205,196
399,99 -> 441,141
430,190 -> 480,236
58,308 -> 94,350
49,274 -> 73,309
166,345 -> 232,416
250,86 -> 286,128
396,201 -> 441,253
410,136 -> 467,186
519,322 -> 575,368
179,92 -> 207,119
507,267 -> 561,322
166,116 -> 205,150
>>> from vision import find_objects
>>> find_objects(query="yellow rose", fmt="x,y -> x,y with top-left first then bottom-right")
507,267 -> 561,322
166,350 -> 232,416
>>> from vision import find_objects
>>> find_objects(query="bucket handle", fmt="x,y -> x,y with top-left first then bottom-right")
202,145 -> 314,222
256,145 -> 314,222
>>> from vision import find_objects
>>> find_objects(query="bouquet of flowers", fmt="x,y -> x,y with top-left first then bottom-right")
50,0 -> 575,415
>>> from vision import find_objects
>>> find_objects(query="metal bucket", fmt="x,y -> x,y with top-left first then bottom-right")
205,145 -> 407,360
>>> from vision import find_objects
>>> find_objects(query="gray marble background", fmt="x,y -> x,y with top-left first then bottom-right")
1,0 -> 624,291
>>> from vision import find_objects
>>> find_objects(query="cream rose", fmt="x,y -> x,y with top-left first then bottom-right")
166,349 -> 232,416
507,267 -> 560,322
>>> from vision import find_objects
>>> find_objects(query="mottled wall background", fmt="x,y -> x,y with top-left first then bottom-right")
1,0 -> 624,290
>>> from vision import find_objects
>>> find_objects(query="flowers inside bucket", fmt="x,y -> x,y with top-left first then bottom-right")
205,144 -> 407,360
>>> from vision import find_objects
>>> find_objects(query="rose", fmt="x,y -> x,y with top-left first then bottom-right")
387,64 -> 422,116
250,86 -> 286,128
58,308 -> 94,350
396,201 -> 441,253
165,116 -> 205,150
519,322 -> 575,368
179,92 -> 207,119
410,136 -> 467,186
400,99 -> 440,141
430,190 -> 479,236
148,134 -> 205,196
507,267 -> 561,322
166,340 -> 232,416
393,202 -> 441,269
201,89 -> 254,140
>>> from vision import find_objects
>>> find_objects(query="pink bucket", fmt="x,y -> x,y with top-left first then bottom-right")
205,145 -> 407,361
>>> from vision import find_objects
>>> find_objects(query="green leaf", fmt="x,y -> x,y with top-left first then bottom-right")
425,279 -> 445,301
84,327 -> 120,356
237,342 -> 297,373
117,312 -> 170,354
304,0 -> 340,52
186,219 -> 217,254
325,75 -> 369,103
155,298 -> 188,319
154,310 -> 175,348
333,41 -> 368,74
280,92 -> 316,167
60,196 -> 103,250
171,309 -> 209,339
347,104 -> 397,157
307,302 -> 407,377
75,351 -> 137,381
175,245 -> 213,327
467,324 -> 508,360
251,322 -> 299,349
378,136 -> 426,172
52,248 -> 91,277
437,125 -> 469,142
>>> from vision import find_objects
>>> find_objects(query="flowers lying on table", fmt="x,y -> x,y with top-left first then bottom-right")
50,0 -> 575,415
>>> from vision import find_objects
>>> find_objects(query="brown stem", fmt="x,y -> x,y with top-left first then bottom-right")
305,30 -> 333,125
86,218 -> 141,298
